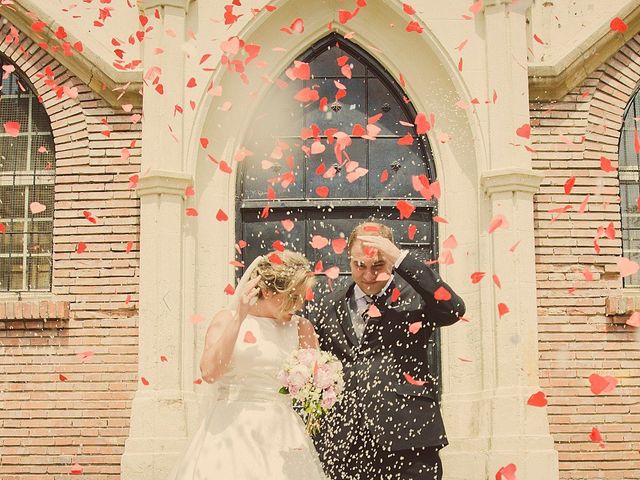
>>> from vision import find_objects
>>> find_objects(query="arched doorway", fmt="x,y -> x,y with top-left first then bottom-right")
236,33 -> 442,380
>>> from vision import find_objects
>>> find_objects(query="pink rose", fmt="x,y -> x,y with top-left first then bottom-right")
297,348 -> 318,369
289,383 -> 301,396
321,388 -> 337,409
313,365 -> 333,390
288,365 -> 309,392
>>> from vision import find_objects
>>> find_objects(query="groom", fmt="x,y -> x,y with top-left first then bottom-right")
312,221 -> 466,480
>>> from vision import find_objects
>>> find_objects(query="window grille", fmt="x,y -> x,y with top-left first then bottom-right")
0,55 -> 55,292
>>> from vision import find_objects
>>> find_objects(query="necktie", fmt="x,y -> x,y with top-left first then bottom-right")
361,296 -> 374,321
356,283 -> 395,341
361,294 -> 385,322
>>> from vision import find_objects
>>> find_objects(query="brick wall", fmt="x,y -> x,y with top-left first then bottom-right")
0,19 -> 141,479
531,34 -> 640,479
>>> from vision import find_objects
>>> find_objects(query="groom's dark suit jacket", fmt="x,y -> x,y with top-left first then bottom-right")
311,250 -> 465,464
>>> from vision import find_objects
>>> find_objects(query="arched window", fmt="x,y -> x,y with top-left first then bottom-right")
236,34 -> 440,377
619,89 -> 640,287
0,55 -> 55,292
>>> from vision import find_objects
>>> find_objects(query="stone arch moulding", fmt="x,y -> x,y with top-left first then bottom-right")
187,0 -> 485,183
584,31 -> 640,145
0,2 -> 142,107
0,23 -> 91,164
188,0 -> 483,296
185,0 -> 483,462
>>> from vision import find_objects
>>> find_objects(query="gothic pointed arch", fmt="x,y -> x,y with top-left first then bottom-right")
235,33 -> 442,378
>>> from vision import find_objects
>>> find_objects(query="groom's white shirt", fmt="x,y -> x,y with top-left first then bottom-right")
352,250 -> 408,339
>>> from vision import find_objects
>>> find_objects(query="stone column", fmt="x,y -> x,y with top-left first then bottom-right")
121,1 -> 193,479
479,1 -> 559,479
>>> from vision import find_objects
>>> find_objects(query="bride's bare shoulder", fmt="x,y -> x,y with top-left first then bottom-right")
204,309 -> 235,333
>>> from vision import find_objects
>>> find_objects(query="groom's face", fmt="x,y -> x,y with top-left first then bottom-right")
349,239 -> 393,296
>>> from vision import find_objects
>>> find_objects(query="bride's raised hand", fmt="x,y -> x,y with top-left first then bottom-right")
237,276 -> 261,323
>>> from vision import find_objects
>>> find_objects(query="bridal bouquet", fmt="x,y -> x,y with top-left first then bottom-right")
277,348 -> 344,436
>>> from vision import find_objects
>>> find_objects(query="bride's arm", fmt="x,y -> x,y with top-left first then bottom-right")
200,276 -> 261,383
297,316 -> 320,349
199,309 -> 244,383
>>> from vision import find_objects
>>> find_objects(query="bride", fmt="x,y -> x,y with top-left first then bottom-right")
168,249 -> 329,480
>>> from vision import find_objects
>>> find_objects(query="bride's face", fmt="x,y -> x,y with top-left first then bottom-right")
260,286 -> 305,322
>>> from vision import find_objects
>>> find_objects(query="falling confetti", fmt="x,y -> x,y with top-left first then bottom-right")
610,17 -> 628,33
589,373 -> 618,395
527,391 -> 548,407
589,427 -> 605,448
3,121 -> 20,136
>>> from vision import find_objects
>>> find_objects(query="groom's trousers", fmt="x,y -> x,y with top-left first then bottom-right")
378,447 -> 443,480
335,424 -> 443,480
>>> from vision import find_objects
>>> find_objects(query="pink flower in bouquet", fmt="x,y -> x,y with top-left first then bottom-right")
326,359 -> 341,376
296,348 -> 317,369
287,365 -> 310,395
313,365 -> 334,390
321,387 -> 337,409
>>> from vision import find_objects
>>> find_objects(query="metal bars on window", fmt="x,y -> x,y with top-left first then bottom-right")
0,54 -> 55,292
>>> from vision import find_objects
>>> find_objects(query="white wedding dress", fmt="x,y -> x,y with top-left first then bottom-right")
168,313 -> 329,480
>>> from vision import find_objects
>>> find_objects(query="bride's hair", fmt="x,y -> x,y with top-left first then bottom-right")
251,250 -> 314,314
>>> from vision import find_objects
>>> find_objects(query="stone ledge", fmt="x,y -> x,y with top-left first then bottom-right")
0,300 -> 70,323
528,2 -> 640,101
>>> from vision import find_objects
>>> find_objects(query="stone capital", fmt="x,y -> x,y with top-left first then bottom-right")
481,168 -> 544,196
136,170 -> 193,197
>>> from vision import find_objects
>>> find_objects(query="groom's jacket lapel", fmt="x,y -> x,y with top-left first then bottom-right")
313,282 -> 359,359
335,283 -> 359,349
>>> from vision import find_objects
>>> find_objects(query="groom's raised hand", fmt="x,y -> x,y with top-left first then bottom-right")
357,235 -> 402,266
